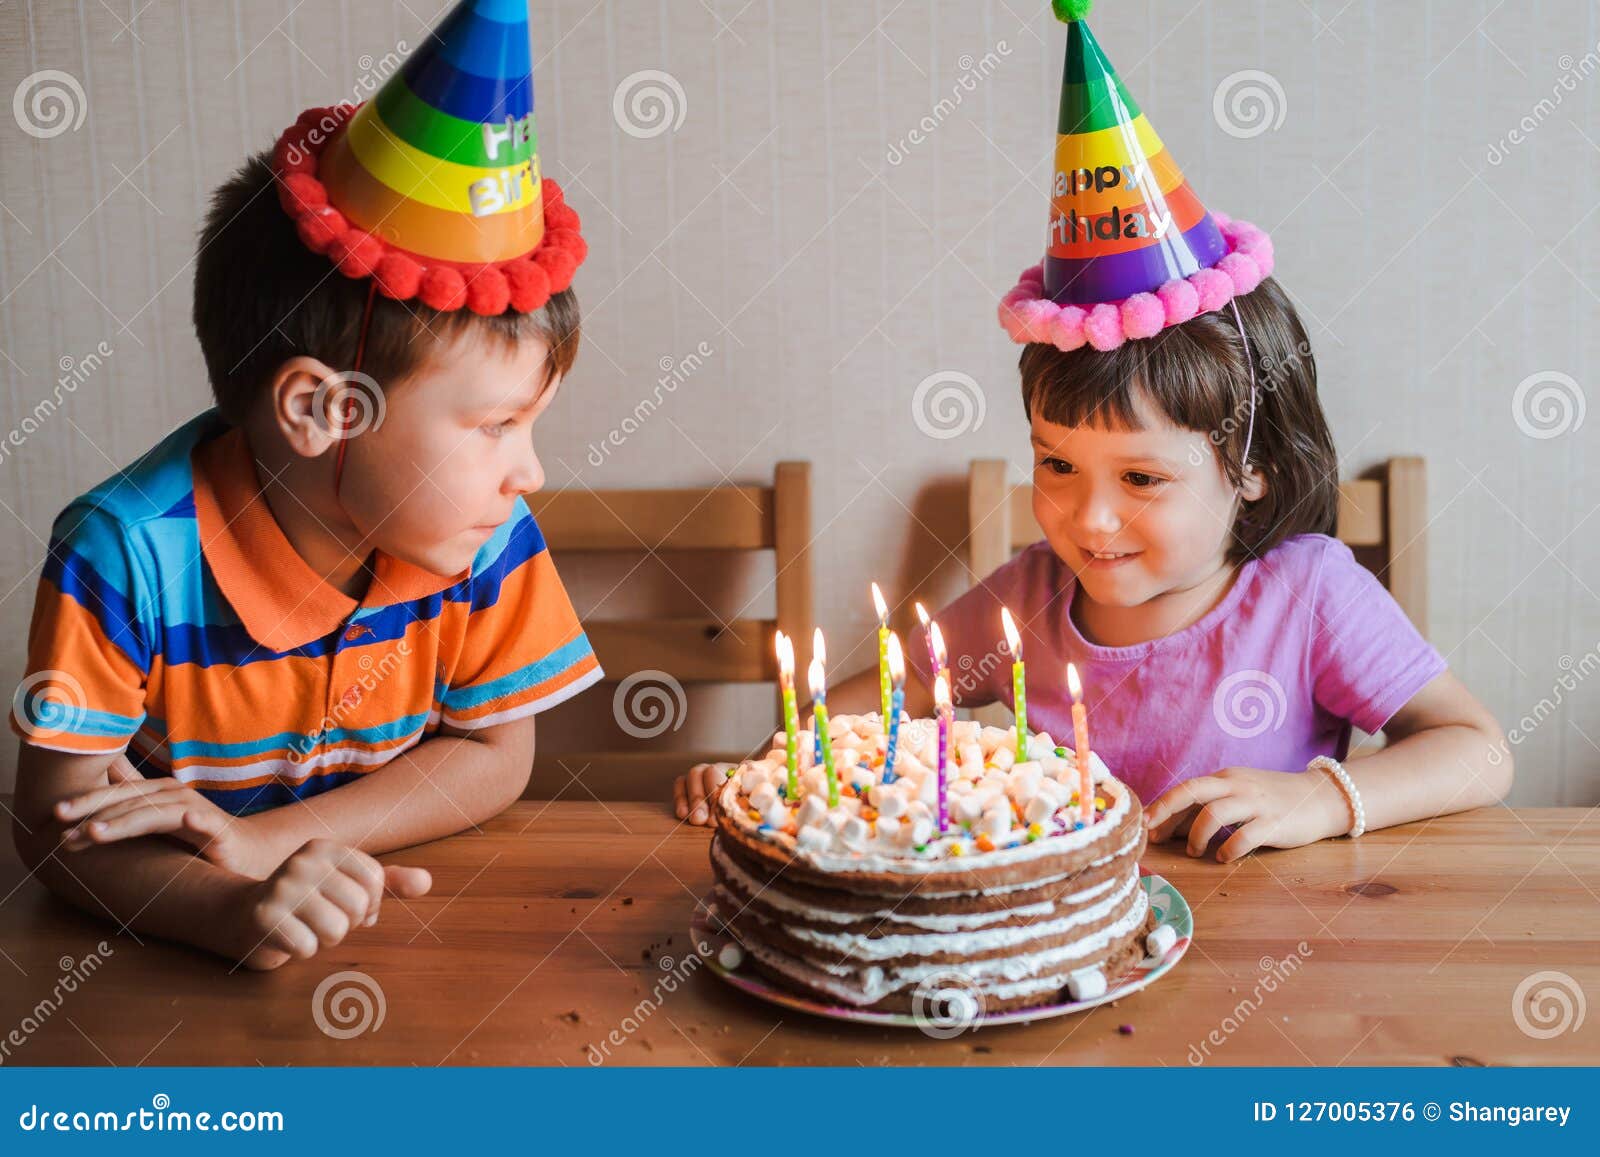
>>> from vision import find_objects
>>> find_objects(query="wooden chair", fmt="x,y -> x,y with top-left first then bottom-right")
522,463 -> 812,800
965,456 -> 1428,728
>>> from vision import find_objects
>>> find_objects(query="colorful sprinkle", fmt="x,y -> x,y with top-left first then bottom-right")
975,833 -> 995,853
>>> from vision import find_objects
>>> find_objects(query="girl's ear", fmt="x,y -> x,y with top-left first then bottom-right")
1239,466 -> 1268,503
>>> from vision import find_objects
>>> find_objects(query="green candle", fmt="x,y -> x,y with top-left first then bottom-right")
1002,607 -> 1027,757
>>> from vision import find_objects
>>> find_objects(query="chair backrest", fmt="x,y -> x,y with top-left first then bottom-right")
522,462 -> 812,798
967,456 -> 1429,631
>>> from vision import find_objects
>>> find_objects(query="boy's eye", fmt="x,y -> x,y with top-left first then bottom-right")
483,419 -> 515,437
1037,456 -> 1074,476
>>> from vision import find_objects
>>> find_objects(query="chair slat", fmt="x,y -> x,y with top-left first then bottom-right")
530,486 -> 773,551
586,618 -> 777,684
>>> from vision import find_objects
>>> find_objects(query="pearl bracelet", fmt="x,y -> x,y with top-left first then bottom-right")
1308,755 -> 1365,838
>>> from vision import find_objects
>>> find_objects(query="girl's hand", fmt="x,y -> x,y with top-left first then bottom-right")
673,763 -> 736,826
54,760 -> 278,878
1142,766 -> 1349,863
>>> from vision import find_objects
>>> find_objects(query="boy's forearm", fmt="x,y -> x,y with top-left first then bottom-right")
246,723 -> 532,866
14,824 -> 249,960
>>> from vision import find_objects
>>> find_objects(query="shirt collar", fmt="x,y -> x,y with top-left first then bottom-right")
191,426 -> 463,652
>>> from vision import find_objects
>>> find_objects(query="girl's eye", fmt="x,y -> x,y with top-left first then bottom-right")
1124,471 -> 1166,489
1037,457 -> 1074,476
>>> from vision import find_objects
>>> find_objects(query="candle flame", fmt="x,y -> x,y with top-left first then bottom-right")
808,656 -> 826,700
775,630 -> 794,685
1067,661 -> 1083,702
915,601 -> 931,627
871,582 -> 888,625
1001,606 -> 1021,658
929,621 -> 948,670
886,631 -> 905,684
812,626 -> 827,670
933,671 -> 950,708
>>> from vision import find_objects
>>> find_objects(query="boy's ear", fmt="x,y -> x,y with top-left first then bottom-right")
268,356 -> 346,458
1239,466 -> 1268,503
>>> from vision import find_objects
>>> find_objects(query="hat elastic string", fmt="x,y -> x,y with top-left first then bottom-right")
332,279 -> 379,502
1229,297 -> 1259,478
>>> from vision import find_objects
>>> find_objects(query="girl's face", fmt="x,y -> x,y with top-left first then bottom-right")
1029,387 -> 1263,609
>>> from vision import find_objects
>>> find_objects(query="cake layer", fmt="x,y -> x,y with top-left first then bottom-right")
707,888 -> 1156,1012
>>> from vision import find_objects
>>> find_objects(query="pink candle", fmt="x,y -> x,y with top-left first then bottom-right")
934,672 -> 951,834
1067,662 -> 1093,824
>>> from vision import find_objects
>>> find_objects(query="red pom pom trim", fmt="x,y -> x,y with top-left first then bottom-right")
271,104 -> 587,315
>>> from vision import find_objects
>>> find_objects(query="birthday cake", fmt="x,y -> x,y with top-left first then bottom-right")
707,713 -> 1168,1015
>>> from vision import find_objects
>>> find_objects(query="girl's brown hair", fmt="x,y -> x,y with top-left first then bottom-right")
1018,276 -> 1339,564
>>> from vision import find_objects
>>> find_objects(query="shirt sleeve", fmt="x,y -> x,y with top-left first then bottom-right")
439,498 -> 603,730
1308,537 -> 1447,735
906,549 -> 1038,711
11,503 -> 153,754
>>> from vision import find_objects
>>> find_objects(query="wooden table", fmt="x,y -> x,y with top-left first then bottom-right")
1,798 -> 1595,1066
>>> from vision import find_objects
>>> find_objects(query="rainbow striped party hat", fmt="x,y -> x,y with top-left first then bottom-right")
272,0 -> 586,316
999,0 -> 1273,351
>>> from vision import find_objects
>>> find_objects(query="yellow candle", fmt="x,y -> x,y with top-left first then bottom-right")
1067,662 -> 1093,824
775,631 -> 799,800
871,583 -> 892,727
808,638 -> 838,808
1001,607 -> 1027,758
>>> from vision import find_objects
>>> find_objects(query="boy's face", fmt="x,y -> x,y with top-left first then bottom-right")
1029,388 -> 1251,608
336,328 -> 559,578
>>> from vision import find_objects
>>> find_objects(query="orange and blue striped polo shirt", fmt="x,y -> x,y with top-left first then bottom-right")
12,410 -> 602,815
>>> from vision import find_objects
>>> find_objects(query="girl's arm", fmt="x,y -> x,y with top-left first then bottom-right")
1145,671 -> 1513,861
1336,670 -> 1513,831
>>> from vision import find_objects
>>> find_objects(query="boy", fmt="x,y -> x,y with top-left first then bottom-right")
9,6 -> 599,970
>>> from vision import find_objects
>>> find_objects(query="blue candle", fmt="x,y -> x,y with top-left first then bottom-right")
883,633 -> 906,784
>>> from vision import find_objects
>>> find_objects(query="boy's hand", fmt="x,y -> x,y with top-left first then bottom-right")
673,763 -> 735,826
54,759 -> 278,878
1142,766 -> 1349,863
228,839 -> 433,971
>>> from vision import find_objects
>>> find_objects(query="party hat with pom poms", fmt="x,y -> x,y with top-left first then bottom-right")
999,0 -> 1273,351
271,0 -> 586,316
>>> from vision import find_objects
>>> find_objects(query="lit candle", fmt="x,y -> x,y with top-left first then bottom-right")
871,582 -> 893,728
809,629 -> 839,808
933,672 -> 952,834
775,630 -> 799,800
1067,662 -> 1093,824
810,628 -> 827,769
883,632 -> 905,784
1001,607 -> 1027,759
914,602 -> 943,681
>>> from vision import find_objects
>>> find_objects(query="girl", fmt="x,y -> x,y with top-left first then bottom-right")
676,275 -> 1512,860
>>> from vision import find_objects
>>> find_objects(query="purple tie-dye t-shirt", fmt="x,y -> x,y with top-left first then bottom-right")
907,534 -> 1446,806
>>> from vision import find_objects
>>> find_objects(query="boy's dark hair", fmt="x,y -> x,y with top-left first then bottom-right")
1019,276 -> 1339,564
193,150 -> 579,424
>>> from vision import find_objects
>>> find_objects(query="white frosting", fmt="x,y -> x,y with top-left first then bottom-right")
709,839 -> 1087,931
1146,922 -> 1177,958
774,868 -> 1142,961
716,886 -> 1150,1006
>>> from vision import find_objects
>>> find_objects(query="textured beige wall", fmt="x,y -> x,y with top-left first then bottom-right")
0,1 -> 1595,804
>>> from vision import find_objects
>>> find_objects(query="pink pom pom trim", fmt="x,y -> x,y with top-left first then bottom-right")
997,215 -> 1273,351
